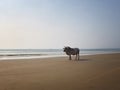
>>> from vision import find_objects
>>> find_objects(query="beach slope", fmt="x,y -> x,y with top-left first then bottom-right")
0,53 -> 120,90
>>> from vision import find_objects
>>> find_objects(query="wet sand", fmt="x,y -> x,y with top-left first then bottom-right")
0,53 -> 120,90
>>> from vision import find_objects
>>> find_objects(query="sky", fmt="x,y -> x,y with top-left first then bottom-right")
0,0 -> 120,49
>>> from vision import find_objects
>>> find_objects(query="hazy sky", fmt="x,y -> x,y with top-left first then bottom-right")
0,0 -> 120,49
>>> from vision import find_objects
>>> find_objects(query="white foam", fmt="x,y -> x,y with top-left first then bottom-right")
0,55 -> 67,60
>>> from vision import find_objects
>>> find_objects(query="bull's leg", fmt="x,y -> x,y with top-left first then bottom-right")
76,54 -> 79,60
78,54 -> 80,60
75,55 -> 77,60
69,55 -> 71,60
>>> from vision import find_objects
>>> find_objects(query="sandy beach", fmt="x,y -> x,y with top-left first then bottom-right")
0,53 -> 120,90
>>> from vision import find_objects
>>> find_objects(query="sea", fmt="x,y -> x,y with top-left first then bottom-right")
0,49 -> 120,60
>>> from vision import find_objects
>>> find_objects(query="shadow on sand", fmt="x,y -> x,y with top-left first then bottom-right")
78,59 -> 90,61
68,59 -> 90,62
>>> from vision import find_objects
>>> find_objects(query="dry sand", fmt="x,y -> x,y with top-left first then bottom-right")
0,53 -> 120,90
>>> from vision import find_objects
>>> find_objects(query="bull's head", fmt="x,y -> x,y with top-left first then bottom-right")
63,46 -> 71,52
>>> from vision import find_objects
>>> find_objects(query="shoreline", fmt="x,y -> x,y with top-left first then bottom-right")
0,52 -> 120,61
